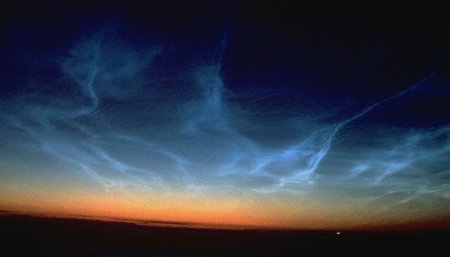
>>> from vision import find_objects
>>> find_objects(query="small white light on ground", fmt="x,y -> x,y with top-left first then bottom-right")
336,232 -> 341,235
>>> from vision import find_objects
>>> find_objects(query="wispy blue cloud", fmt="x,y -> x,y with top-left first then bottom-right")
0,28 -> 449,218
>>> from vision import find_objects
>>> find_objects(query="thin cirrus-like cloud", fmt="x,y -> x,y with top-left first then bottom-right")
0,31 -> 449,215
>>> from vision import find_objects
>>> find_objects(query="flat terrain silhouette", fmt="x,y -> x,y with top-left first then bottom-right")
1,214 -> 448,257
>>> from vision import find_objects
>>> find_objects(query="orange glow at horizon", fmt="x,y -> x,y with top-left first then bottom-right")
1,179 -> 443,230
0,181 -> 325,229
0,184 -> 312,228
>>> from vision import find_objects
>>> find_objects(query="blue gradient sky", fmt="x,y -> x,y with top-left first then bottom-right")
0,1 -> 449,228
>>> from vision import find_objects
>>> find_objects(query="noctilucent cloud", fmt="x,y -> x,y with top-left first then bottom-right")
1,1 -> 449,228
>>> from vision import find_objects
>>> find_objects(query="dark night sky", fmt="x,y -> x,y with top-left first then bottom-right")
0,1 -> 449,228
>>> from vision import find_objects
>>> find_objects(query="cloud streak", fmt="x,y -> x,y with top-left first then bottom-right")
0,30 -> 449,217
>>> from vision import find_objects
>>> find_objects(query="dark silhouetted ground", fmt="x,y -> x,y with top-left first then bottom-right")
0,214 -> 449,257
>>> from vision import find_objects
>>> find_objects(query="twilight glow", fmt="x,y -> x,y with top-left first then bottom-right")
1,1 -> 449,229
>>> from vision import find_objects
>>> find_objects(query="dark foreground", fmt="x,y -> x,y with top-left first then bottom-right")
0,214 -> 449,257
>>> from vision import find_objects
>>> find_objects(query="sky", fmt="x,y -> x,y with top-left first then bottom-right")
0,1 -> 450,229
